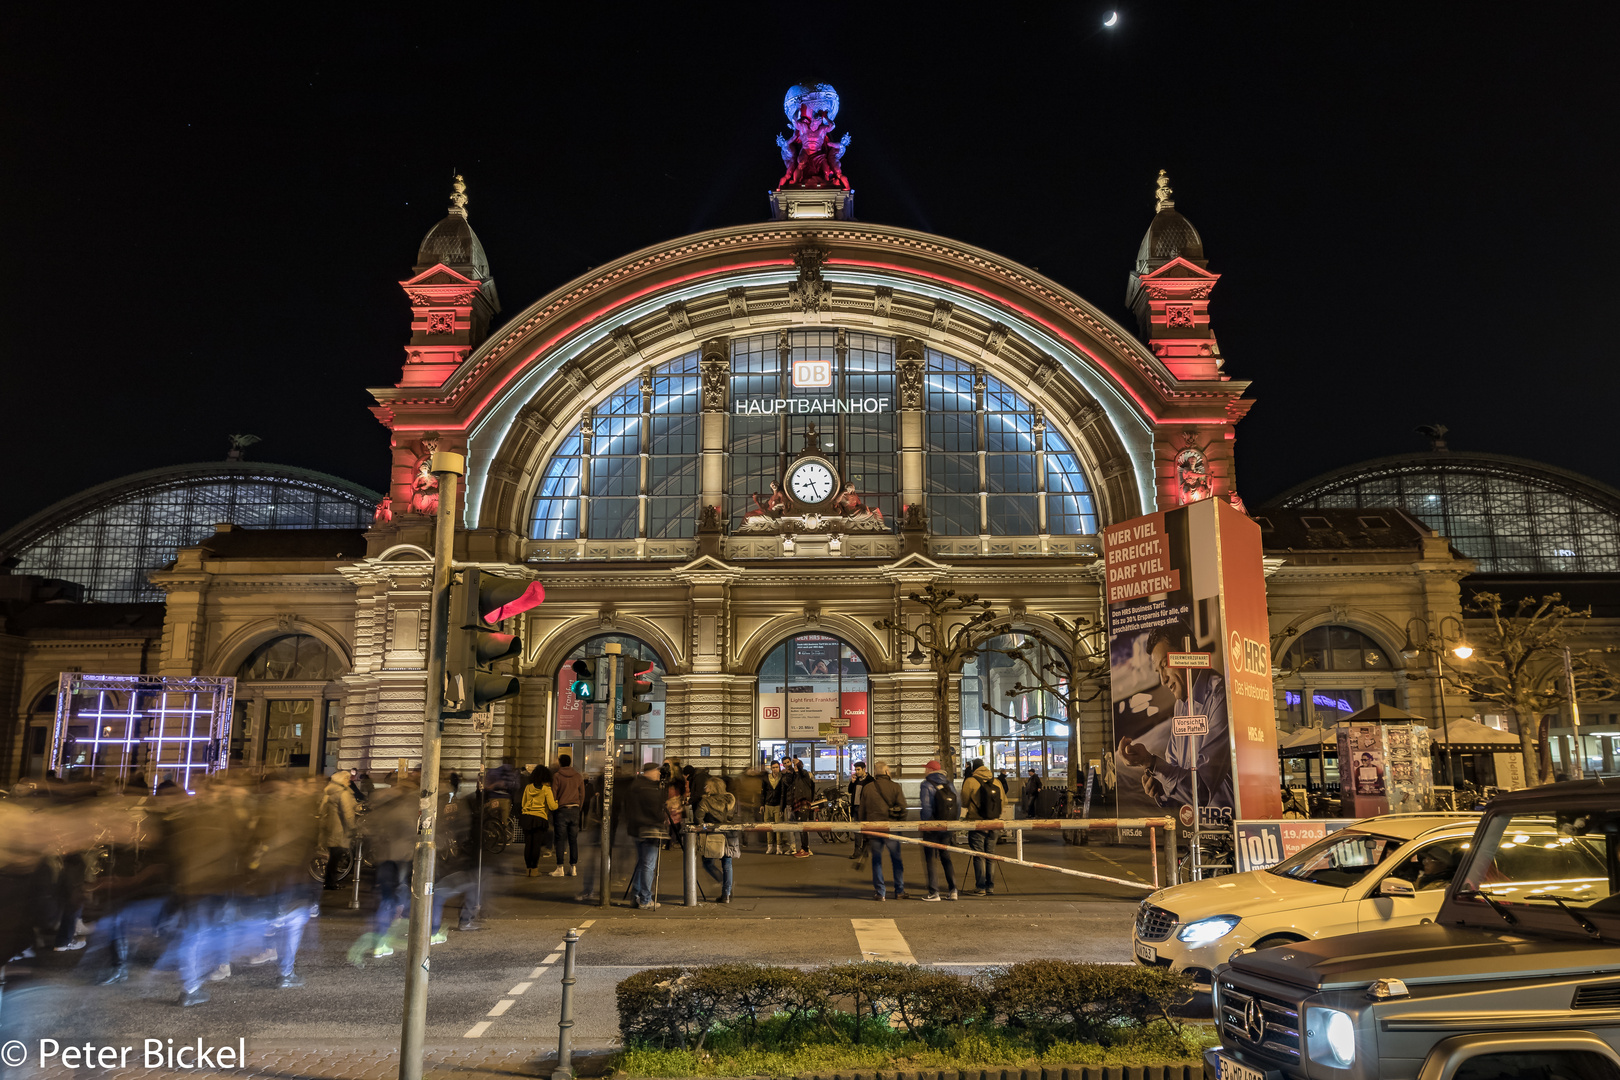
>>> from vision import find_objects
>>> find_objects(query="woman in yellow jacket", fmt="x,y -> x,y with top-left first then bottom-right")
520,765 -> 559,877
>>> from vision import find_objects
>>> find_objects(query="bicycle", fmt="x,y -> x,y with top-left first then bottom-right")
808,792 -> 854,842
1178,825 -> 1235,880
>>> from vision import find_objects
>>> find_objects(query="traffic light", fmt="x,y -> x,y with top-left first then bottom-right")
622,657 -> 655,719
443,570 -> 546,718
569,656 -> 609,703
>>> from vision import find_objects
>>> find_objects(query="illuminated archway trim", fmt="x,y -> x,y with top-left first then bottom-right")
735,614 -> 888,675
207,619 -> 355,681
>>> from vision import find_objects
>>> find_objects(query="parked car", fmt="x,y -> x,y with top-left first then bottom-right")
1133,813 -> 1480,990
1210,780 -> 1620,1080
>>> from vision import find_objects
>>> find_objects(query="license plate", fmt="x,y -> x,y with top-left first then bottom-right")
1216,1052 -> 1266,1080
1134,940 -> 1156,963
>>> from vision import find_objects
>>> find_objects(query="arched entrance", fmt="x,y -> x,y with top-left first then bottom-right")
231,633 -> 348,773
960,632 -> 1073,783
755,632 -> 870,784
551,634 -> 668,776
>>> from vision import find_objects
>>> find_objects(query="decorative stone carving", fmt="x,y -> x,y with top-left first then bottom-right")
1073,402 -> 1106,429
898,357 -> 923,409
1033,354 -> 1061,388
426,312 -> 454,335
804,605 -> 821,627
275,613 -> 296,634
701,359 -> 728,411
984,323 -> 1010,356
790,246 -> 829,314
373,498 -> 393,525
666,300 -> 691,334
409,443 -> 441,516
1329,604 -> 1350,623
726,287 -> 749,319
872,286 -> 892,317
1166,304 -> 1195,328
930,300 -> 955,333
697,504 -> 724,533
611,327 -> 639,361
598,607 -> 618,629
774,82 -> 852,190
409,292 -> 431,306
558,358 -> 589,392
1174,431 -> 1213,504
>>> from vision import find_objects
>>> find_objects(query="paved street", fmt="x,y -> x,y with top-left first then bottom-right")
0,834 -> 1156,1077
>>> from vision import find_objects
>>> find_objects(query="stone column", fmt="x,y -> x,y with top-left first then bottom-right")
896,338 -> 924,516
699,338 -> 730,518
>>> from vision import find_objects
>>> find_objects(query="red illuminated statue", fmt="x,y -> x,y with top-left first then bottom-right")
834,483 -> 882,524
748,481 -> 789,519
409,457 -> 440,516
776,82 -> 852,190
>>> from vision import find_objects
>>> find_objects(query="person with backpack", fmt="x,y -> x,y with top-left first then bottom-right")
786,758 -> 815,857
917,760 -> 959,901
960,758 -> 1001,895
858,762 -> 908,900
697,775 -> 739,904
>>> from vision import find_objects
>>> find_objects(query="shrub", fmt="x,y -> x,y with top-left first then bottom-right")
615,959 -> 1188,1053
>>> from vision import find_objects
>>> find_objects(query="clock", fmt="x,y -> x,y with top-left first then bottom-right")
787,457 -> 839,507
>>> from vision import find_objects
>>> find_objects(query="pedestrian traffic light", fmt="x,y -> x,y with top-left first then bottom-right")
622,657 -> 655,719
569,656 -> 609,703
444,570 -> 546,718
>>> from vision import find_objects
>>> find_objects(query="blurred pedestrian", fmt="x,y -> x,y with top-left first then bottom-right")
698,775 -> 738,904
761,761 -> 785,854
918,760 -> 960,901
364,776 -> 418,958
847,760 -> 872,870
317,770 -> 360,891
549,754 -> 585,877
860,762 -> 907,900
485,757 -> 519,830
520,765 -> 558,876
625,762 -> 667,909
786,758 -> 814,857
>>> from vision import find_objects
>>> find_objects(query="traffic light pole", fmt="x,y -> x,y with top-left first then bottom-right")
599,644 -> 620,908
400,451 -> 462,1080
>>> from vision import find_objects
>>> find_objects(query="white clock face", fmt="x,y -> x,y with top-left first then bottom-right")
789,462 -> 836,503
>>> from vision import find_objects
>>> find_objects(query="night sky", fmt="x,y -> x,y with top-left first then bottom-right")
6,4 -> 1616,532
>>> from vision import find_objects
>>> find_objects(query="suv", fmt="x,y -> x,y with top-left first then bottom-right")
1135,813 -> 1478,990
1209,781 -> 1620,1080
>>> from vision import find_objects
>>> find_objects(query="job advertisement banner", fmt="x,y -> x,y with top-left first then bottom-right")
1234,819 -> 1359,873
1106,498 -> 1283,840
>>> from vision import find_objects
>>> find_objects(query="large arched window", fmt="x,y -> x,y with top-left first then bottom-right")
961,632 -> 1072,779
553,634 -> 667,774
755,632 -> 869,784
232,633 -> 347,773
527,332 -> 1098,543
1275,624 -> 1404,792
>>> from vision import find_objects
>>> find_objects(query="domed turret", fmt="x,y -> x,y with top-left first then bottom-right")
1124,170 -> 1224,380
414,175 -> 492,280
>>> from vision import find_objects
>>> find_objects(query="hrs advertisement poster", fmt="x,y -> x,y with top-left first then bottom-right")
1105,498 -> 1282,836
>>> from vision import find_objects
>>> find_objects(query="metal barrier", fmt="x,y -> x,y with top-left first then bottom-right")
690,817 -> 1178,905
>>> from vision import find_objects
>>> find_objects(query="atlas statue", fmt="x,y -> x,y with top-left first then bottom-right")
775,81 -> 852,190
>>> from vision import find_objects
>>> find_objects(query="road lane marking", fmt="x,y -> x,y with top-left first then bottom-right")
463,1022 -> 491,1038
851,918 -> 917,964
487,999 -> 515,1017
579,919 -> 595,928
554,942 -> 567,951
509,982 -> 532,995
529,966 -> 546,979
542,951 -> 563,964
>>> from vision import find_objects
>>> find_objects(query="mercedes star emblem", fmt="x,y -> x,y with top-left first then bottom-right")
1243,998 -> 1266,1043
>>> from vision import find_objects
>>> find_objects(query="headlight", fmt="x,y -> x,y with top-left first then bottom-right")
1306,1007 -> 1356,1068
1176,914 -> 1240,944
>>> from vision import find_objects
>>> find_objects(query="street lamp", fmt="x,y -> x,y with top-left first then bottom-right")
1402,615 -> 1471,797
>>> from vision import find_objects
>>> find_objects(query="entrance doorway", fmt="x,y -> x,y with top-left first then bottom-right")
756,632 -> 870,787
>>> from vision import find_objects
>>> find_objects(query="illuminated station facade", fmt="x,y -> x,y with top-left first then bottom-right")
10,84 -> 1617,792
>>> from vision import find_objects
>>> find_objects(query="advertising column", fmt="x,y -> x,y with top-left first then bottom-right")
1104,498 -> 1281,839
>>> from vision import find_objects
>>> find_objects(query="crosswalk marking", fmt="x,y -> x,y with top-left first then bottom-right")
463,1021 -> 491,1039
850,918 -> 917,964
487,999 -> 514,1017
509,982 -> 532,995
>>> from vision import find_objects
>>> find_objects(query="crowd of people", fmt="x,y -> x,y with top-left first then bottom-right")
0,754 -> 1045,1004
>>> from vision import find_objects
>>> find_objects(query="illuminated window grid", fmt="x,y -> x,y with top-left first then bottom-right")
52,674 -> 235,792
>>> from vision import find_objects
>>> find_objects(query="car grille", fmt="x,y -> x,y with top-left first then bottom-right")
1574,983 -> 1620,1009
1135,903 -> 1178,942
1218,980 -> 1301,1062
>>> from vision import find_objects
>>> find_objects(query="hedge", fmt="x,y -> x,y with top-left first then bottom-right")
615,961 -> 1193,1051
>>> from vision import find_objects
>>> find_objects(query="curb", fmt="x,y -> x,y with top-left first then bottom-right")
612,1065 -> 1206,1080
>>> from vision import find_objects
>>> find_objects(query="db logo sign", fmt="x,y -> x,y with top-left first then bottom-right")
761,706 -> 782,720
1179,804 -> 1196,828
791,359 -> 832,388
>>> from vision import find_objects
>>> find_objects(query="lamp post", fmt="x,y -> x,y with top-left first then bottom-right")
1402,615 -> 1472,797
875,585 -> 1009,781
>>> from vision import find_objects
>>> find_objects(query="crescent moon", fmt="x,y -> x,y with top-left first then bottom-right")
1104,11 -> 1119,25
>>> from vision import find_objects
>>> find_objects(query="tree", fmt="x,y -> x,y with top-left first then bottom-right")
1448,592 -> 1620,784
984,615 -> 1110,790
874,585 -> 1010,780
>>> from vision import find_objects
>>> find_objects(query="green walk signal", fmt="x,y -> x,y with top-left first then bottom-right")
622,657 -> 655,719
444,569 -> 546,718
569,656 -> 608,702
